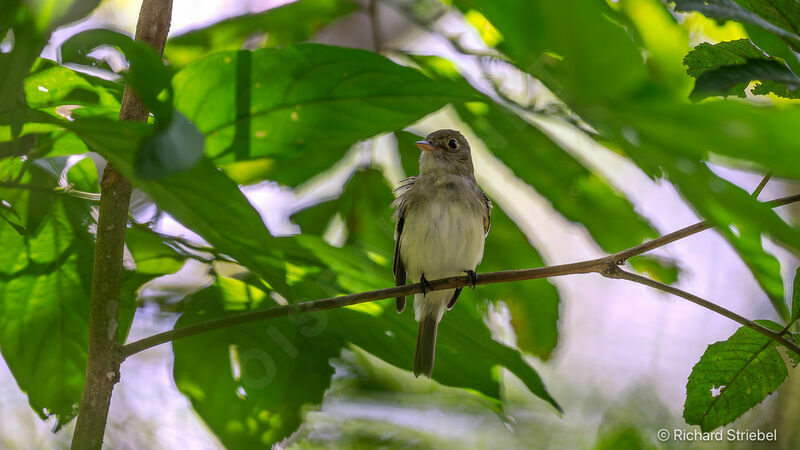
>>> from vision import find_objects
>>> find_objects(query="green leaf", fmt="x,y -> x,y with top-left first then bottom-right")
684,320 -> 790,431
683,39 -> 800,100
0,166 -> 95,429
455,0 -> 649,103
125,226 -> 184,276
65,155 -> 99,192
684,40 -> 767,78
672,0 -> 800,45
173,277 -> 343,448
166,0 -> 358,68
752,80 -> 800,98
394,130 -> 423,178
172,44 -> 480,184
134,110 -> 205,179
628,255 -> 680,285
24,164 -> 57,234
24,60 -> 121,111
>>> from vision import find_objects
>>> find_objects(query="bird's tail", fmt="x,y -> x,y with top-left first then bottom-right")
414,315 -> 439,378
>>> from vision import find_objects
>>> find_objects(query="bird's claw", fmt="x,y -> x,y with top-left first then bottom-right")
420,274 -> 433,296
465,270 -> 478,290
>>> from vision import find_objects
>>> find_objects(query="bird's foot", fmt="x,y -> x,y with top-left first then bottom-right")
465,270 -> 478,290
420,274 -> 433,296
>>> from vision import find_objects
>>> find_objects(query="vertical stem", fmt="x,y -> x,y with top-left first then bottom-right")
368,0 -> 382,52
70,1 -> 173,448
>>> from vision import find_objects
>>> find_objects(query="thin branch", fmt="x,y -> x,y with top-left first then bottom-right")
0,180 -> 103,201
368,0 -> 382,52
120,192 -> 800,359
752,171 -> 773,199
603,266 -> 800,355
120,257 -> 605,358
0,180 -> 60,192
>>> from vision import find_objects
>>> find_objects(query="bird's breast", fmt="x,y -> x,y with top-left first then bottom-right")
399,194 -> 485,281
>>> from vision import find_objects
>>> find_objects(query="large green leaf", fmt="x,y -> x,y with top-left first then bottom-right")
684,320 -> 791,431
174,277 -> 343,448
166,0 -> 358,68
0,158 -> 96,429
0,154 -> 171,429
172,44 -> 480,186
683,39 -> 800,100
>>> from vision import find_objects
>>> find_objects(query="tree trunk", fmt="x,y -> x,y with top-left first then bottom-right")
70,1 -> 173,448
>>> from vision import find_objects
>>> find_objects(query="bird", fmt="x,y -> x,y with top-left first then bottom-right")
392,129 -> 491,377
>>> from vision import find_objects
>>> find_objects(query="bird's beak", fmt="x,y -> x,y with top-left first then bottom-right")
415,140 -> 438,152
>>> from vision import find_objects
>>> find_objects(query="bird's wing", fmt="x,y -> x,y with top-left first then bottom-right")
392,176 -> 416,313
481,190 -> 492,235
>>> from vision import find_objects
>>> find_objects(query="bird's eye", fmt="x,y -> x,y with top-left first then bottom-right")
447,139 -> 458,150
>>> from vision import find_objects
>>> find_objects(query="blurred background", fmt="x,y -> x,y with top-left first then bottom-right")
1,0 -> 799,448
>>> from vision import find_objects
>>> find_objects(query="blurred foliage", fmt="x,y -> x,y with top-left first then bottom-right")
165,0 -> 358,68
1,0 -> 800,446
174,277 -> 344,448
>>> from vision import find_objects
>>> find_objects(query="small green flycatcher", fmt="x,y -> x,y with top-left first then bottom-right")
392,129 -> 491,377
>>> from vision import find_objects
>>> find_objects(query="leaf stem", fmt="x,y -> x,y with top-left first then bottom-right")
120,192 -> 800,359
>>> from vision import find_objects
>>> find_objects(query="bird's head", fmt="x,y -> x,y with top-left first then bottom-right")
415,129 -> 474,178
